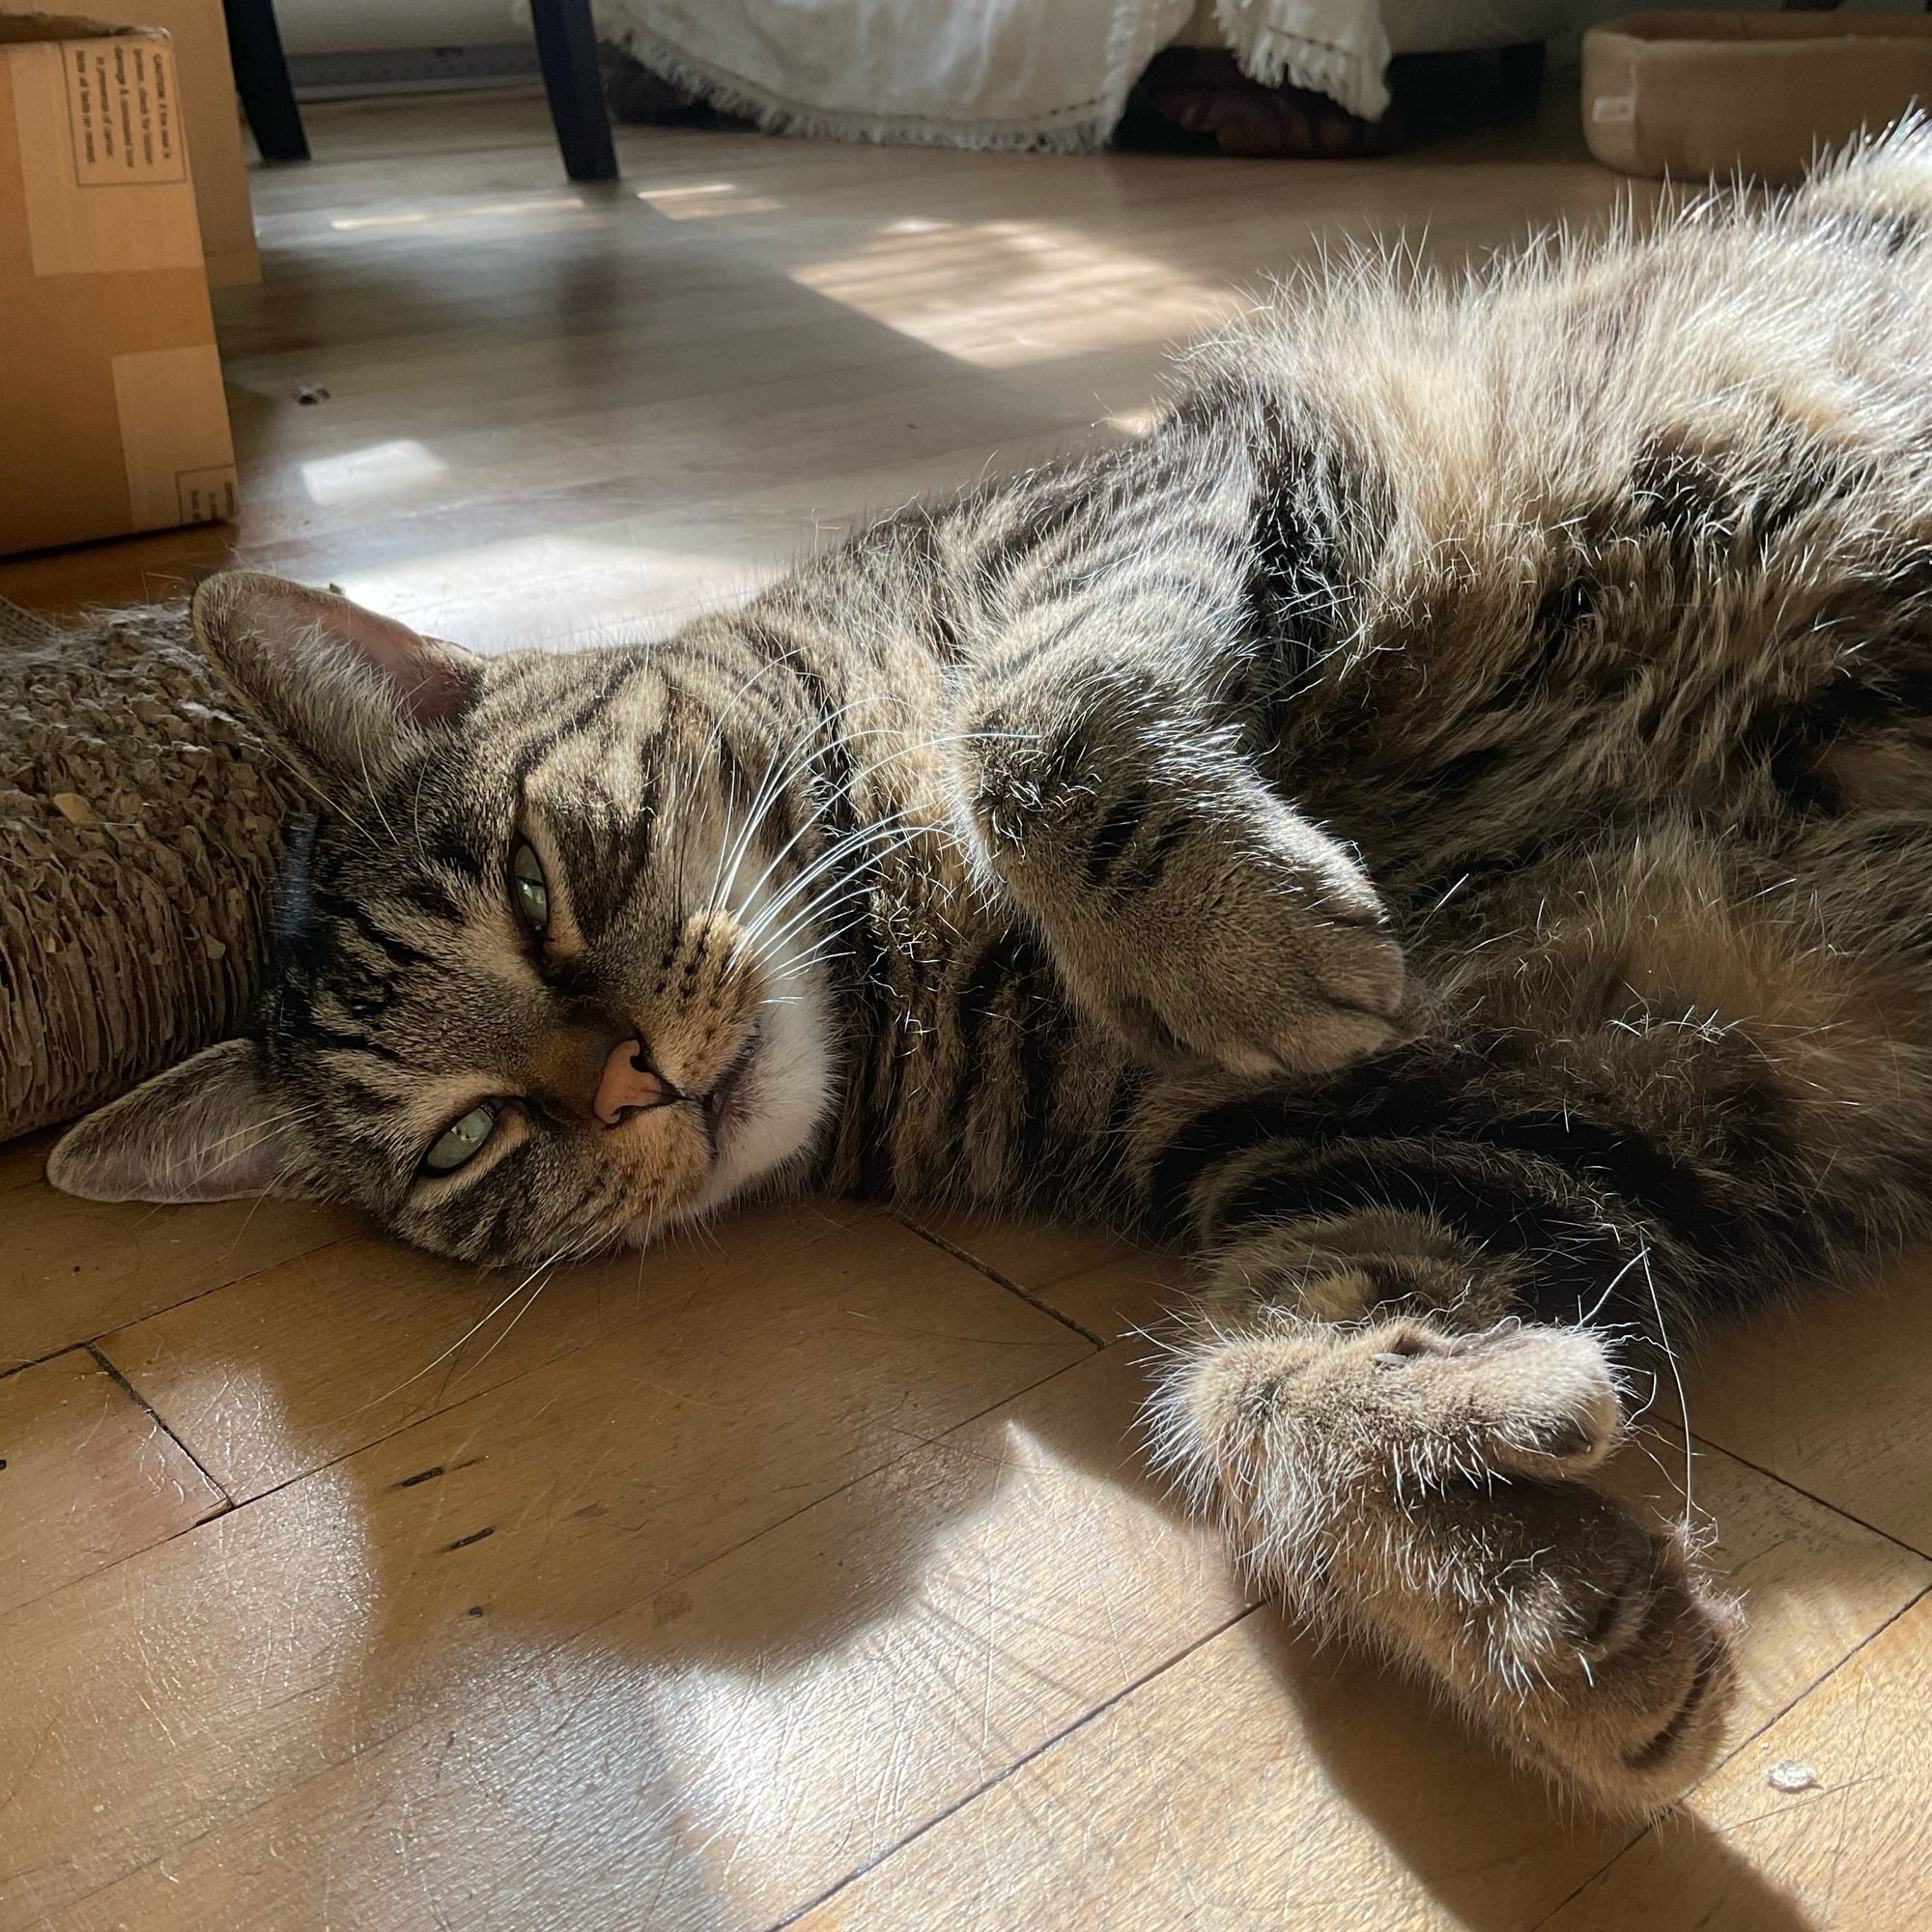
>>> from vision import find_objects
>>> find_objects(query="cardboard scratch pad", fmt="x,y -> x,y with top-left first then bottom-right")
0,15 -> 238,555
0,596 -> 300,1141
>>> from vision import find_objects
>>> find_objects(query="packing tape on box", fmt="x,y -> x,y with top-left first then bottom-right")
112,345 -> 238,528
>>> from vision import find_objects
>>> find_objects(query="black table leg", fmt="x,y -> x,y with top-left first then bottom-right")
222,0 -> 309,163
531,0 -> 617,182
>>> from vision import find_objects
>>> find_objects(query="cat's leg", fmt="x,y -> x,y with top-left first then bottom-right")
1147,1205 -> 1737,1816
954,681 -> 1406,1078
942,464 -> 1403,1078
1136,812 -> 1932,1813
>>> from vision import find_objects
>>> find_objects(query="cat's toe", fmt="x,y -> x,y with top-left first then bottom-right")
1478,1498 -> 1741,1816
1356,1316 -> 1623,1478
1456,1322 -> 1623,1477
1151,1314 -> 1734,1816
1141,917 -> 1407,1080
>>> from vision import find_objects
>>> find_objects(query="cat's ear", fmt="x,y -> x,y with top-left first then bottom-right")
45,1039 -> 315,1205
190,571 -> 483,795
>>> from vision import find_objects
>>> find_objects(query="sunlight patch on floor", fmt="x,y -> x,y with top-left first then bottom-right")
651,1415 -> 1197,1884
790,219 -> 1240,367
300,439 -> 447,507
636,183 -> 781,219
331,531 -> 781,653
329,196 -> 587,233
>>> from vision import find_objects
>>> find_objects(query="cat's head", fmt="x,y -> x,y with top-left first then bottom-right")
47,573 -> 844,1264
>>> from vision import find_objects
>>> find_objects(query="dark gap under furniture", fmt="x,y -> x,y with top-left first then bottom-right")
221,0 -> 617,180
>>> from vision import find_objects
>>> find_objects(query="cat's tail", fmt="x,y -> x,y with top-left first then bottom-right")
1791,110 -> 1932,236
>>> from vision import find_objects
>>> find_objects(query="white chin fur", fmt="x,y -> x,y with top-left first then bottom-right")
699,980 -> 833,1213
647,824 -> 845,1236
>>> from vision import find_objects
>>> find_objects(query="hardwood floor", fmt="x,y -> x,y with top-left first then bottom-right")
3,87 -> 1929,1932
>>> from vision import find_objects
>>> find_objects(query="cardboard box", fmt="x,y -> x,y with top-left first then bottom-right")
0,0 -> 257,284
0,15 -> 238,555
1584,12 -> 1932,185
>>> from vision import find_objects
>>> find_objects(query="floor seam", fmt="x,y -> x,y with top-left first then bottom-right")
0,1230 -> 360,1385
893,1214 -> 1109,1350
1686,1428 -> 1932,1565
85,1342 -> 237,1516
766,1605 -> 1264,1930
1527,1577 -> 1932,1927
15,1345 -> 1138,1917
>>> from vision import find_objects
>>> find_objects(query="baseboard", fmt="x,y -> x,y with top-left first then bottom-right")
288,43 -> 541,100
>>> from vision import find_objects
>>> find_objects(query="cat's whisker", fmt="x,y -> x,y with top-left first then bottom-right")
349,1255 -> 557,1419
726,813 -> 914,966
712,735 -> 828,915
1575,1247 -> 1648,1331
716,720 -> 890,922
766,934 -> 856,979
739,794 -> 929,920
710,717 -> 994,944
694,658 -> 791,810
710,732 -> 801,909
1636,1244 -> 1695,1532
737,847 -> 916,983
731,810 -> 920,952
741,834 -> 927,968
709,696 -> 882,913
455,1250 -> 564,1385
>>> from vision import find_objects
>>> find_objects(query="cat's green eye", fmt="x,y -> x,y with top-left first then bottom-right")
511,841 -> 549,932
423,1102 -> 497,1174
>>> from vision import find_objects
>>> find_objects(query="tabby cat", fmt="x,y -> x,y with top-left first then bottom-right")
52,129 -> 1932,1816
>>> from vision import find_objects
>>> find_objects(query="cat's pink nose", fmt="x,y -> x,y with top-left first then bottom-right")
593,1039 -> 675,1124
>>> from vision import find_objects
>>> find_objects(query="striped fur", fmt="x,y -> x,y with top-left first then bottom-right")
52,127 -> 1932,1814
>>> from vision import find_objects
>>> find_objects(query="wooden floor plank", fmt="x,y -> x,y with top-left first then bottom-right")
1601,1434 -> 1932,1743
0,1349 -> 223,1617
1,96 -> 1626,642
900,1208 -> 1185,1342
0,1212 -> 1084,1926
0,1185 -> 360,1370
43,1348 -> 1251,1932
784,1442 -> 1929,1932
1684,1246 -> 1932,1561
99,1202 -> 1070,1503
1542,1591 -> 1932,1932
794,1610 -> 1626,1932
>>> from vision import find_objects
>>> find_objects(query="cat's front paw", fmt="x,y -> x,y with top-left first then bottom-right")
1106,872 -> 1407,1081
980,764 -> 1407,1078
1158,1317 -> 1738,1816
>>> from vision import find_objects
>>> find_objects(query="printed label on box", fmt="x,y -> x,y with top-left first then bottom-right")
177,466 -> 239,525
64,37 -> 185,185
11,38 -> 202,275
